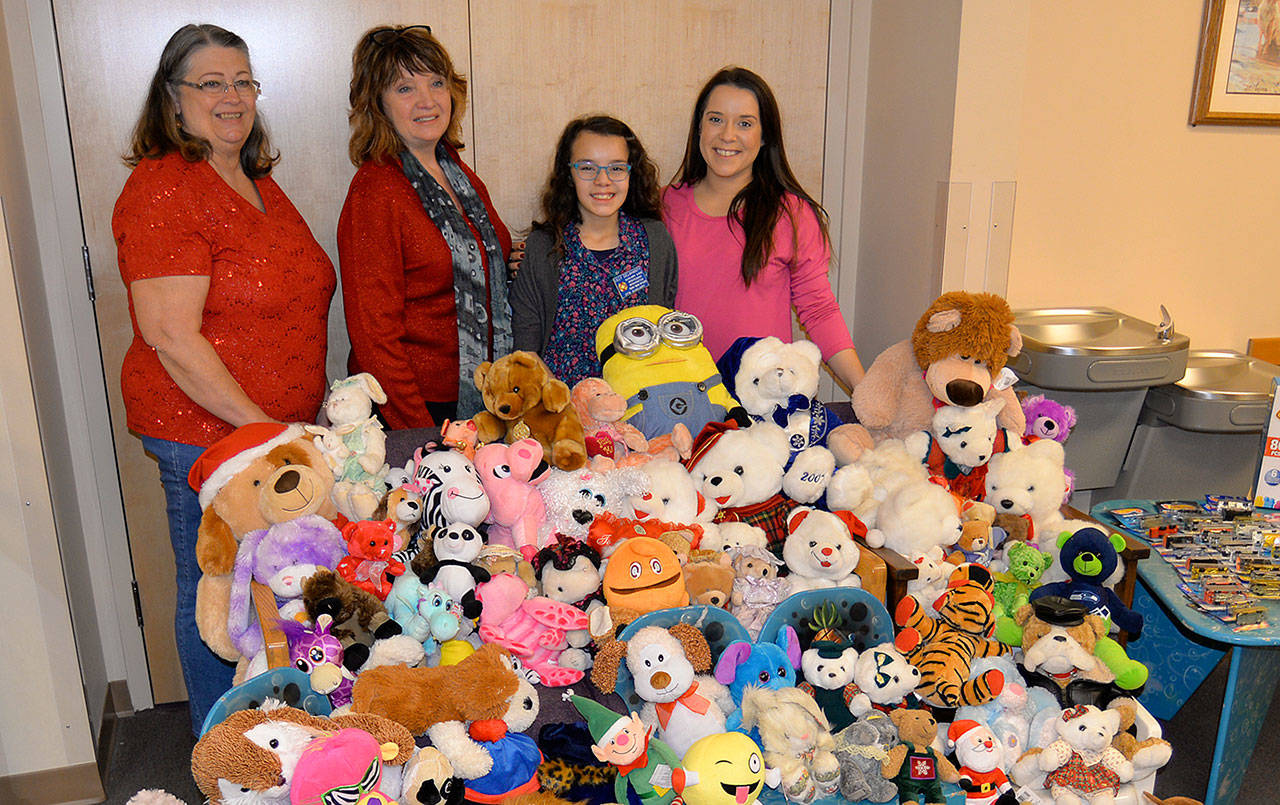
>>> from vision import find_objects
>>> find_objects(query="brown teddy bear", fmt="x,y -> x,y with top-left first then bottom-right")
683,552 -> 736,608
882,708 -> 960,805
473,350 -> 587,470
851,292 -> 1026,454
188,422 -> 338,660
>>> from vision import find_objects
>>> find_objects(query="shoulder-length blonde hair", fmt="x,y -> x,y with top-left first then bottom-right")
347,25 -> 468,166
122,24 -> 278,179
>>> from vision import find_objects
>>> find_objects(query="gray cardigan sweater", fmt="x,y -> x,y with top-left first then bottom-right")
510,216 -> 678,355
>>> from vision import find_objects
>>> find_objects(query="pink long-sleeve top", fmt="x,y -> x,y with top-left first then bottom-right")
664,183 -> 854,361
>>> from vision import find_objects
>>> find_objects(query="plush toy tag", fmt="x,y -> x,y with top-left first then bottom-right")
612,265 -> 649,299
993,367 -> 1018,391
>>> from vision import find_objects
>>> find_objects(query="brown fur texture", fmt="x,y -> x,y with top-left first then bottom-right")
1143,794 -> 1203,805
590,622 -> 712,692
682,554 -> 736,608
351,643 -> 518,734
669,622 -> 713,672
1015,602 -> 1113,686
851,292 -> 1026,447
472,350 -> 587,470
882,708 -> 959,784
192,707 -> 413,803
301,567 -> 393,645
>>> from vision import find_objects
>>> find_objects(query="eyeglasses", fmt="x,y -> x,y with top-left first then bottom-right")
370,24 -> 433,44
569,161 -> 632,182
171,78 -> 261,97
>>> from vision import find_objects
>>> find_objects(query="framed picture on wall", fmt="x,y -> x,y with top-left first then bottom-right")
1191,0 -> 1280,125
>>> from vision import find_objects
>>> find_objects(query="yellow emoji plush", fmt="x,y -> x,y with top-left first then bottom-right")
667,731 -> 778,805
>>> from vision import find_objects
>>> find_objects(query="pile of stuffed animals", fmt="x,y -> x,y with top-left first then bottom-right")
176,292 -> 1186,805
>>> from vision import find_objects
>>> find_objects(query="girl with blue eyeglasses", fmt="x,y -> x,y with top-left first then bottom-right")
511,115 -> 678,387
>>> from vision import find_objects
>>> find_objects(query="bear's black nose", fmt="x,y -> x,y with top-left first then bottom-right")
573,509 -> 593,525
274,469 -> 300,494
498,403 -> 511,414
709,476 -> 722,486
1000,499 -> 1014,510
946,378 -> 985,407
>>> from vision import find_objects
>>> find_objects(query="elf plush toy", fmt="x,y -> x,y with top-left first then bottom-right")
571,695 -> 680,805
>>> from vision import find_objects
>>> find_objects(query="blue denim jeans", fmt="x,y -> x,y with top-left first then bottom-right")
140,435 -> 235,734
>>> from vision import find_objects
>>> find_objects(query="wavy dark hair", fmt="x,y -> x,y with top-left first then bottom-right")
532,115 -> 663,256
347,25 -> 468,166
122,24 -> 277,179
670,66 -> 830,287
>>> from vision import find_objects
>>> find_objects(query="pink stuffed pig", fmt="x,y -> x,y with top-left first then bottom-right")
475,572 -> 590,687
474,438 -> 548,562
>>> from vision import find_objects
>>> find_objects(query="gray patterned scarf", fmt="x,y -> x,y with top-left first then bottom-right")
400,146 -> 512,417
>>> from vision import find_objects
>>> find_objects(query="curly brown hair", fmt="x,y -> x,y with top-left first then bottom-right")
532,115 -> 663,256
122,24 -> 277,179
347,25 -> 468,166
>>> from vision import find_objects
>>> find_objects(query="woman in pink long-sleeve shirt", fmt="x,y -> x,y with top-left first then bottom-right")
664,66 -> 864,389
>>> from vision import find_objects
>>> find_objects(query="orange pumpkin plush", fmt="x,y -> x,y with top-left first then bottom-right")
472,350 -> 588,471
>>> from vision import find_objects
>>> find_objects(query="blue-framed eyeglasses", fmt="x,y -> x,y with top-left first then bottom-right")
569,161 -> 632,182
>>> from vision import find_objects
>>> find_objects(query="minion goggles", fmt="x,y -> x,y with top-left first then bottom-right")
598,311 -> 703,363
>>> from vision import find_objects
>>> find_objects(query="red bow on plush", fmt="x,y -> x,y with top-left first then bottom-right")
654,682 -> 710,730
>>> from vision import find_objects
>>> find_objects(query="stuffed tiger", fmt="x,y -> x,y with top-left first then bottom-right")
893,564 -> 1008,708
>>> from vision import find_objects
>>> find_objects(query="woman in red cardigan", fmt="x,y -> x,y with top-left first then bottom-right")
338,25 -> 513,428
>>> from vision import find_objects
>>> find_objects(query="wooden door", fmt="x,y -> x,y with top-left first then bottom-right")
52,0 -> 468,703
53,0 -> 829,703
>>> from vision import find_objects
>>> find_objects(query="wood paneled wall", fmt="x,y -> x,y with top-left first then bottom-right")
52,0 -> 830,700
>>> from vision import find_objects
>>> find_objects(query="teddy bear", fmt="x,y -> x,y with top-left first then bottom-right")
189,422 -> 339,660
948,500 -> 1001,567
336,518 -> 405,600
894,564 -> 1009,708
684,552 -> 737,608
832,713 -> 900,803
881,708 -> 960,805
191,706 -> 415,805
851,642 -> 926,716
596,304 -> 748,440
825,436 -> 931,528
475,571 -> 591,686
1028,535 -> 1150,689
474,438 -> 549,561
301,566 -> 408,673
591,623 -> 734,759
317,372 -> 392,521
473,350 -> 588,471
782,507 -> 866,591
905,398 -> 1019,503
850,291 -> 1026,453
684,420 -> 802,557
870,479 -> 962,561
993,541 -> 1055,639
1027,704 -> 1134,805
798,639 -> 865,732
537,464 -> 648,543
631,457 -> 719,526
947,719 -> 1017,805
728,545 -> 791,639
351,643 -> 543,800
1022,394 -> 1078,500
372,483 -> 424,554
532,535 -> 603,669
739,684 -> 842,802
226,514 -> 347,662
716,334 -> 865,488
983,438 -> 1075,565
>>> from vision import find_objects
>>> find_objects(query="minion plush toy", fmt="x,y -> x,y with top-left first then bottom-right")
596,305 -> 747,440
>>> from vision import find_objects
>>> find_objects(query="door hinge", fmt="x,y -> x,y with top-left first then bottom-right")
82,245 -> 95,302
131,580 -> 143,627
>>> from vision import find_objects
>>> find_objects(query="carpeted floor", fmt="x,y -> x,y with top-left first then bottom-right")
104,651 -> 1280,804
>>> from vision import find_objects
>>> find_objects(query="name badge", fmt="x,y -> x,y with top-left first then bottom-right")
612,265 -> 649,299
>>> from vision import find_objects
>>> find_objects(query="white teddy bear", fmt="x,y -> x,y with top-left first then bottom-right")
799,642 -> 869,729
826,437 -> 929,528
699,521 -> 768,553
782,507 -> 863,592
1020,704 -> 1133,805
869,479 -> 962,560
905,398 -> 1020,502
850,642 -> 924,715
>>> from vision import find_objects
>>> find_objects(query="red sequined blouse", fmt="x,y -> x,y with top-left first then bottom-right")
336,150 -> 511,429
113,152 -> 336,447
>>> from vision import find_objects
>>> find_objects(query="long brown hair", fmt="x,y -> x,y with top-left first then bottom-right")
122,24 -> 277,179
347,25 -> 468,166
670,67 -> 831,287
532,115 -> 663,256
